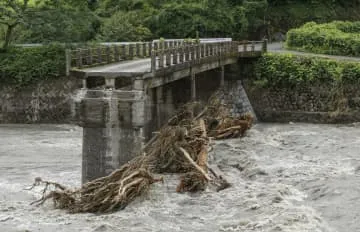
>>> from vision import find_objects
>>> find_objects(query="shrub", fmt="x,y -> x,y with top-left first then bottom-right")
98,11 -> 152,42
254,53 -> 360,88
285,21 -> 360,56
0,44 -> 66,88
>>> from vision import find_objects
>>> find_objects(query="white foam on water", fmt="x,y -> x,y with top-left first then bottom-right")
1,123 -> 360,231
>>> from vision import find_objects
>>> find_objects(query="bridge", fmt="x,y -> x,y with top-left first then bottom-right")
70,38 -> 267,183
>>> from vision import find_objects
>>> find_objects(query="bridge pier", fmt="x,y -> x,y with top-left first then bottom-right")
191,72 -> 196,100
78,90 -> 148,183
220,66 -> 225,87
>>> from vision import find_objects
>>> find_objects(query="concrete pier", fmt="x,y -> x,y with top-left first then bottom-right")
78,90 -> 147,183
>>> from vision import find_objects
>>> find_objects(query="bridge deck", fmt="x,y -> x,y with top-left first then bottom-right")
70,40 -> 265,79
80,58 -> 152,77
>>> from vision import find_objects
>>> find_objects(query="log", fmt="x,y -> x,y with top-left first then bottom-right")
197,145 -> 208,173
178,147 -> 211,181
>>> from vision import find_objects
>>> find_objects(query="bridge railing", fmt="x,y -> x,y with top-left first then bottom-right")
150,40 -> 267,72
66,39 -> 267,75
66,40 -> 185,74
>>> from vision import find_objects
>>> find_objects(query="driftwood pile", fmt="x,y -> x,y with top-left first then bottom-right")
30,96 -> 254,214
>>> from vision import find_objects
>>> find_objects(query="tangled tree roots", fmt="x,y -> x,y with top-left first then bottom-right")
30,91 -> 254,213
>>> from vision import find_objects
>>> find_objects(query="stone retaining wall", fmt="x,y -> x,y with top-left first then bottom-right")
0,77 -> 81,123
221,80 -> 257,119
244,81 -> 360,123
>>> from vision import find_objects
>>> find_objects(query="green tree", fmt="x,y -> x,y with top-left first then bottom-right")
97,11 -> 152,42
19,6 -> 98,43
0,0 -> 30,50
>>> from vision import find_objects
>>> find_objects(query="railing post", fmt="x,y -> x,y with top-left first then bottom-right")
87,48 -> 93,65
166,49 -> 171,66
232,42 -> 237,55
120,45 -> 126,60
196,45 -> 200,60
136,43 -> 141,57
65,49 -> 71,76
262,39 -> 268,53
76,49 -> 83,68
154,42 -> 158,52
151,50 -> 156,72
191,71 -> 196,100
106,46 -> 111,63
114,45 -> 120,62
201,44 -> 205,58
185,46 -> 190,61
251,41 -> 255,52
220,65 -> 225,87
148,42 -> 153,58
205,44 -> 210,57
190,46 -> 195,61
97,47 -> 102,64
142,43 -> 147,57
235,41 -> 240,54
159,49 -> 164,68
226,42 -> 230,55
179,47 -> 184,63
129,44 -> 134,59
172,48 -> 178,64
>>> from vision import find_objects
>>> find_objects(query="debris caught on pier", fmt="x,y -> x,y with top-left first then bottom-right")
30,92 -> 254,213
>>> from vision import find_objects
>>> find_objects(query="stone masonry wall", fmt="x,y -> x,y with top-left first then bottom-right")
0,77 -> 81,123
221,80 -> 257,119
243,81 -> 360,123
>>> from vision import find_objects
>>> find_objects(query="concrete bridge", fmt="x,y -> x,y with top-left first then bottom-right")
70,38 -> 267,183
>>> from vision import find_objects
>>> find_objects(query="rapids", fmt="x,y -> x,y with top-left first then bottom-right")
0,123 -> 359,232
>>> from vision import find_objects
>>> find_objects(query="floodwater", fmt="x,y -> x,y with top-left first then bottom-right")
0,123 -> 359,232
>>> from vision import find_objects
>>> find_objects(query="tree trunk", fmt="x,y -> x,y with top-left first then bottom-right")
2,24 -> 16,51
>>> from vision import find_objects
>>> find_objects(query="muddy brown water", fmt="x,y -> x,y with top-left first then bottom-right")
0,123 -> 359,232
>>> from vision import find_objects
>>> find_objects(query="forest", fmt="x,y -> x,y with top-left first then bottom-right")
1,0 -> 360,50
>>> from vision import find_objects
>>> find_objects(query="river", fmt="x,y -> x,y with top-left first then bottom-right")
0,123 -> 359,232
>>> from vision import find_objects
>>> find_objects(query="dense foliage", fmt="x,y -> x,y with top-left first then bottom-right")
286,21 -> 360,56
254,53 -> 360,88
267,0 -> 360,36
0,44 -> 65,87
1,0 -> 360,88
2,0 -> 359,48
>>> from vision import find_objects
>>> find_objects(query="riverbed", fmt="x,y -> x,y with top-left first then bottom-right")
0,123 -> 359,232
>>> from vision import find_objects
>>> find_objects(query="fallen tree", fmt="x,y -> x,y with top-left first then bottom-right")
29,93 -> 254,213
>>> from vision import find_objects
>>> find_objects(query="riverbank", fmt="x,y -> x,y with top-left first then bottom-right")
1,123 -> 359,231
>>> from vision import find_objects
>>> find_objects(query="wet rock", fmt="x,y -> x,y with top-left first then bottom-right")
272,195 -> 283,203
230,163 -> 244,172
246,168 -> 268,179
249,204 -> 260,210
